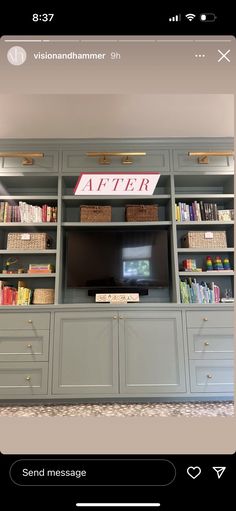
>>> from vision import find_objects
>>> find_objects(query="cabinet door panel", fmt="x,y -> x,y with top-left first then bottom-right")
53,312 -> 118,394
119,312 -> 186,394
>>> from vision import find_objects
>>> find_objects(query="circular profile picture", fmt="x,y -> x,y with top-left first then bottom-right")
7,46 -> 27,66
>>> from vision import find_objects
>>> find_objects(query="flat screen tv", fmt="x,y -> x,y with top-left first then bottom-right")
66,229 -> 169,293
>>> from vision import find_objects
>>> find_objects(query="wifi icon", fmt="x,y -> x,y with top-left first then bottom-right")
185,13 -> 196,21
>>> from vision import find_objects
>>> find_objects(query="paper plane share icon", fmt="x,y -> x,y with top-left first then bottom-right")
212,467 -> 226,479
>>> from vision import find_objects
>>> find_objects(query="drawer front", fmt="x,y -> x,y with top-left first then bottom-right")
0,330 -> 49,361
186,310 -> 233,329
0,312 -> 50,330
189,360 -> 234,393
62,147 -> 171,173
0,362 -> 48,395
0,150 -> 59,174
173,149 -> 234,173
188,328 -> 234,359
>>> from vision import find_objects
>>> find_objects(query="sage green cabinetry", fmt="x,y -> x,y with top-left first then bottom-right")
52,311 -> 119,394
119,311 -> 186,394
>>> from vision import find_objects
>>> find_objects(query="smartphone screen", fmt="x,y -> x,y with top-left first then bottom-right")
0,6 -> 235,509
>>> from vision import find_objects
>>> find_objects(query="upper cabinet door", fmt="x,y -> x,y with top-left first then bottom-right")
0,150 -> 59,174
173,147 -> 234,173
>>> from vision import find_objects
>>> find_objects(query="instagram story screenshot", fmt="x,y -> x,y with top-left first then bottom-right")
0,6 -> 235,509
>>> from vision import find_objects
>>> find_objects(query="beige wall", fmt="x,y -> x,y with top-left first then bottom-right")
0,94 -> 233,138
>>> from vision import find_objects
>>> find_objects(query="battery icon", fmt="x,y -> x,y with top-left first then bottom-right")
200,13 -> 217,22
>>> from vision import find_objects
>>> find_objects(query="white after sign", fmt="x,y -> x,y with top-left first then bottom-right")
74,172 -> 160,195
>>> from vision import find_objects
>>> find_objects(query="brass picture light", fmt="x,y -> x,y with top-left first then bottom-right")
0,152 -> 44,166
86,152 -> 146,165
188,151 -> 234,164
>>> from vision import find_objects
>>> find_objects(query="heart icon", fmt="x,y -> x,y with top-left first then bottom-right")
187,466 -> 201,479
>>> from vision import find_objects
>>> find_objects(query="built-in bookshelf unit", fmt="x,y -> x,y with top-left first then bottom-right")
0,138 -> 234,307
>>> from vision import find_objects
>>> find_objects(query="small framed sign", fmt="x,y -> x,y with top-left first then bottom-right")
96,293 -> 140,303
74,172 -> 160,196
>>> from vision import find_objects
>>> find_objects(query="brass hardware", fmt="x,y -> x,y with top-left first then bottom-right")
203,317 -> 208,321
27,344 -> 32,348
99,155 -> 111,165
113,315 -> 117,319
25,376 -> 31,381
188,151 -> 234,165
122,156 -> 133,165
0,152 -> 44,166
119,315 -> 123,319
28,319 -> 33,324
207,374 -> 213,379
87,152 -> 146,165
204,341 -> 210,346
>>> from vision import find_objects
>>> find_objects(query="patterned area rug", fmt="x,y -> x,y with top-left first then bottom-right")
0,402 -> 234,417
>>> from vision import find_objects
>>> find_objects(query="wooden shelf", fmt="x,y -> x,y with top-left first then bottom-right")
0,249 -> 57,254
0,273 -> 56,278
62,221 -> 172,227
0,195 -> 58,200
177,248 -> 234,253
0,223 -> 58,227
176,221 -> 234,226
175,193 -> 234,199
179,271 -> 234,276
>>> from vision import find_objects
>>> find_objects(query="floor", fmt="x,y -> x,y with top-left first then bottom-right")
0,402 -> 234,417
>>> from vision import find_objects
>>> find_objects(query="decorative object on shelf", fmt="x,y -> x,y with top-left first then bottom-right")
213,256 -> 224,270
17,268 -> 25,274
80,205 -> 112,222
218,209 -> 234,221
125,205 -> 158,222
221,288 -> 234,302
0,152 -> 44,166
182,259 -> 197,271
86,152 -> 146,165
181,231 -> 227,249
74,172 -> 160,196
96,293 -> 140,303
7,233 -> 51,250
1,257 -> 18,273
205,256 -> 213,271
222,257 -> 231,270
33,288 -> 55,304
27,263 -> 55,274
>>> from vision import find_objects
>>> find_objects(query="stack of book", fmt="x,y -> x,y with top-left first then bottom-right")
0,202 -> 57,223
28,264 -> 55,274
175,201 -> 226,222
179,278 -> 220,304
0,281 -> 32,305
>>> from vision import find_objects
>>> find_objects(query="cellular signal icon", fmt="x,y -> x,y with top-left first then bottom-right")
169,14 -> 181,22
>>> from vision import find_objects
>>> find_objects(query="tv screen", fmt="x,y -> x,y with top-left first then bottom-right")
66,229 -> 169,291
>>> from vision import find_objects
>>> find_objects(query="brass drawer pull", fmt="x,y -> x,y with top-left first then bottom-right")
26,344 -> 32,348
25,376 -> 31,381
204,341 -> 210,346
119,315 -> 123,319
207,374 -> 213,379
113,316 -> 117,319
203,317 -> 208,322
28,319 -> 33,324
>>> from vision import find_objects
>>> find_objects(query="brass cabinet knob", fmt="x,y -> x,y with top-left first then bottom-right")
25,376 -> 31,381
207,374 -> 213,379
119,315 -> 123,319
203,317 -> 208,321
113,316 -> 117,319
27,344 -> 32,348
204,341 -> 210,346
28,319 -> 33,324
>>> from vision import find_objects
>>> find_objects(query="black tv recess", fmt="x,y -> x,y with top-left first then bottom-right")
66,228 -> 170,295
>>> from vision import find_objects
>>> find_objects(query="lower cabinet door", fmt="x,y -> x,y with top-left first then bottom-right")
119,312 -> 186,394
189,360 -> 234,393
0,362 -> 48,395
53,312 -> 119,394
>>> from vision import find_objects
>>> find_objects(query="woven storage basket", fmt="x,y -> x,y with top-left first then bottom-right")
7,233 -> 51,250
181,231 -> 227,249
125,205 -> 158,222
80,205 -> 111,222
33,288 -> 55,304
